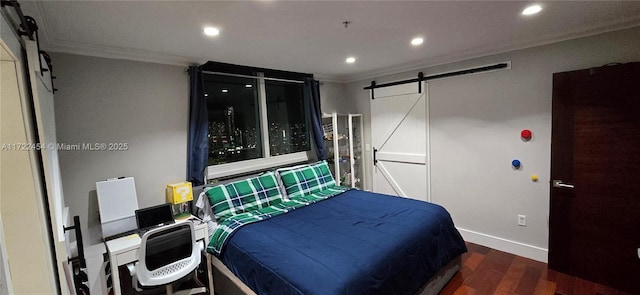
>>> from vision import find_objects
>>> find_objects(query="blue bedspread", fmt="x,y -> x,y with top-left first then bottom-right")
220,189 -> 467,295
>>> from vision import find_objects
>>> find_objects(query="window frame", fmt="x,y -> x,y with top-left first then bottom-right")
202,66 -> 314,181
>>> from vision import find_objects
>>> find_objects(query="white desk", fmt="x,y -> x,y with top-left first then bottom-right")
105,216 -> 213,295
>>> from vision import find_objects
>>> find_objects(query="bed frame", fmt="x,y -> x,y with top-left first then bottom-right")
208,254 -> 462,295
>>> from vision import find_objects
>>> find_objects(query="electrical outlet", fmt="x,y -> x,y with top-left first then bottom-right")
518,215 -> 527,226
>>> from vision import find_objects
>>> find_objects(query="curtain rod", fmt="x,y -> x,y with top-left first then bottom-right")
202,70 -> 305,84
364,62 -> 510,98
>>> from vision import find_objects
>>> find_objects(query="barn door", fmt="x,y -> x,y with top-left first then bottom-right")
23,38 -> 73,294
370,82 -> 428,201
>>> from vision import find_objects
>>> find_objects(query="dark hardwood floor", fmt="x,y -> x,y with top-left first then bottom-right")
440,242 -> 633,295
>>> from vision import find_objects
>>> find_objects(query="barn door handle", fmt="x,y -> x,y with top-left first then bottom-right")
373,148 -> 378,166
553,180 -> 574,189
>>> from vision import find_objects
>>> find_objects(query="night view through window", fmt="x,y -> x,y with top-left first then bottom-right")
204,74 -> 309,165
265,80 -> 309,156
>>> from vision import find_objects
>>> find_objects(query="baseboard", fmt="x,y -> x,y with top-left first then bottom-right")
456,227 -> 548,263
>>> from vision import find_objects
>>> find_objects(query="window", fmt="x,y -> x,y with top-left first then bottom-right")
265,80 -> 309,156
203,66 -> 311,179
205,75 -> 261,165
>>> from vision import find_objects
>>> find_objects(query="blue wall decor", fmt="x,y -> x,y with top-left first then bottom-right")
512,159 -> 521,168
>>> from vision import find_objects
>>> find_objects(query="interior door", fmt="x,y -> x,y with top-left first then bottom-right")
549,62 -> 640,294
0,40 -> 16,295
1,37 -> 61,294
23,38 -> 73,294
370,82 -> 428,201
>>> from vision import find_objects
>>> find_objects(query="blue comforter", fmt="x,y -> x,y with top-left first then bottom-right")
220,189 -> 467,295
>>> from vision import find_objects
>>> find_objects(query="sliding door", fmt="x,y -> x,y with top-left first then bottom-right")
370,82 -> 429,201
23,38 -> 71,294
1,37 -> 59,294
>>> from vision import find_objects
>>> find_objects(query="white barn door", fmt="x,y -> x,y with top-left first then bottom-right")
371,82 -> 429,201
24,38 -> 71,294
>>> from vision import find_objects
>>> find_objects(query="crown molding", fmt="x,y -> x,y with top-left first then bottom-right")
32,0 -> 52,46
26,0 -> 199,66
29,0 -> 640,84
343,17 -> 640,83
313,74 -> 346,83
43,39 -> 201,67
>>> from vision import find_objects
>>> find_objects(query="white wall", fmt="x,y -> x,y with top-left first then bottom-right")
52,53 -> 189,243
319,81 -> 352,114
345,26 -> 640,262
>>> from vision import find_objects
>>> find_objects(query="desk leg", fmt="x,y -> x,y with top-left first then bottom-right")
110,254 -> 122,295
206,253 -> 214,294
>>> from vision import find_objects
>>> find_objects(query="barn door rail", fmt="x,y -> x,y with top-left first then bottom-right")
1,0 -> 58,92
365,62 -> 510,100
1,0 -> 35,40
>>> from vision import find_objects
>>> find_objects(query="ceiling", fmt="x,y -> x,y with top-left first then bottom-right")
20,1 -> 640,82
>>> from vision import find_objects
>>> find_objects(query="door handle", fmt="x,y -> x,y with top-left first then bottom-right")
373,148 -> 378,166
553,180 -> 574,189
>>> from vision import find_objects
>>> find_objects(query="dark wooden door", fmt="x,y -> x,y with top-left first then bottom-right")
549,62 -> 640,294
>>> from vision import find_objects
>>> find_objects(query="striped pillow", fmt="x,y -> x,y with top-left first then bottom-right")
205,172 -> 284,221
279,161 -> 336,199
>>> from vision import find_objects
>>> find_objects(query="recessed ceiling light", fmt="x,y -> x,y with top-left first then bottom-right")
345,57 -> 356,64
245,84 -> 252,88
411,37 -> 424,46
204,93 -> 209,97
222,89 -> 228,93
204,26 -> 220,36
522,4 -> 542,15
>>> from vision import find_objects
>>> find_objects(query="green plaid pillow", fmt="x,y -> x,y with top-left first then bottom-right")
279,161 -> 336,199
205,172 -> 284,221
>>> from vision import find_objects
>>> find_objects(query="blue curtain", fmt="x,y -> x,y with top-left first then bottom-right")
304,77 -> 326,160
187,66 -> 209,185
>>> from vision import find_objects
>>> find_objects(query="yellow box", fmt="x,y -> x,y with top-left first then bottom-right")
166,181 -> 193,204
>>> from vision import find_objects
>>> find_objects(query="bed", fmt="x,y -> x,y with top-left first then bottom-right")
199,162 -> 467,295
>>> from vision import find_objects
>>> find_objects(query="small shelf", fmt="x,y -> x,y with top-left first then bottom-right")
322,113 -> 365,189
